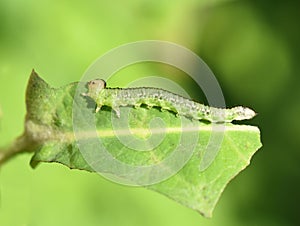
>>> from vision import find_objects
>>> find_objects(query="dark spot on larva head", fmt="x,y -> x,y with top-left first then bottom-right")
87,79 -> 107,92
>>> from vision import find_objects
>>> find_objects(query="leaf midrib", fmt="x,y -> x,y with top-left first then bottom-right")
32,122 -> 259,143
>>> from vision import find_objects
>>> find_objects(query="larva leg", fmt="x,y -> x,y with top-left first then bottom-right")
96,105 -> 102,113
112,106 -> 121,118
161,106 -> 172,111
146,104 -> 154,109
134,103 -> 142,108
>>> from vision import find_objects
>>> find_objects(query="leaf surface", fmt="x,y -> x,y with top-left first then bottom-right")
25,71 -> 261,217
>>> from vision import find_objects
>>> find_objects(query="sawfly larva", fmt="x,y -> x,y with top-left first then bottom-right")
82,79 -> 256,123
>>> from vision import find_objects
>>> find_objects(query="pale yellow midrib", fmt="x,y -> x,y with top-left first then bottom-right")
54,124 -> 259,142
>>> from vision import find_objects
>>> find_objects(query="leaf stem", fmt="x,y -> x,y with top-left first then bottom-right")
0,134 -> 36,167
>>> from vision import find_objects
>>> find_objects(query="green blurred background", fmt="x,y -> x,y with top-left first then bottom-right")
0,0 -> 299,225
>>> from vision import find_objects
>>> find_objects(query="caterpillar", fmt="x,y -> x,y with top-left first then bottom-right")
82,79 -> 256,123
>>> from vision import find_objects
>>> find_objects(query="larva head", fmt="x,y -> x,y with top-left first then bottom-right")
86,79 -> 106,98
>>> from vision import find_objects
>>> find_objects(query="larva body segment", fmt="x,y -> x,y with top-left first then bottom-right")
82,79 -> 256,123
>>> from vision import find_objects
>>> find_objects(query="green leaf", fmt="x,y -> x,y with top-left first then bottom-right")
23,70 -> 261,217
